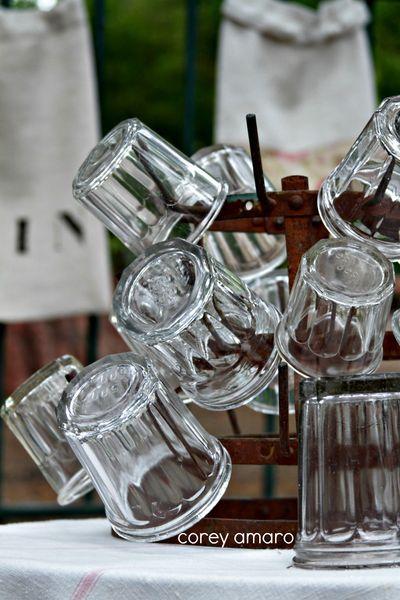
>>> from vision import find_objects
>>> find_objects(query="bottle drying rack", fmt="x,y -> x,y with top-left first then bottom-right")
163,115 -> 400,549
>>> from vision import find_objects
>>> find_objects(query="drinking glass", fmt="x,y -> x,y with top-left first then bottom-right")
0,355 -> 93,505
109,312 -> 191,404
318,96 -> 400,260
276,238 -> 394,378
57,352 -> 232,542
392,308 -> 400,346
113,239 -> 281,410
192,144 -> 286,279
247,270 -> 294,414
73,119 -> 227,256
295,374 -> 400,569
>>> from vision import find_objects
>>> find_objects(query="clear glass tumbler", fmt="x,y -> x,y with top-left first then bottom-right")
113,239 -> 281,410
318,96 -> 400,261
276,238 -> 394,378
57,352 -> 232,542
192,144 -> 286,280
73,119 -> 227,256
295,374 -> 400,569
247,270 -> 294,415
0,355 -> 93,505
392,308 -> 400,346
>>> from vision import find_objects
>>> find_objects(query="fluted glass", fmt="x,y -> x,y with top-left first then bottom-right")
58,353 -> 231,542
73,119 -> 227,256
0,355 -> 93,505
392,308 -> 400,346
276,238 -> 393,378
319,96 -> 400,260
192,144 -> 286,279
113,239 -> 281,410
295,375 -> 400,569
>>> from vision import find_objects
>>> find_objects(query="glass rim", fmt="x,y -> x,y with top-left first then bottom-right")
191,144 -> 275,194
113,239 -> 215,345
72,118 -> 140,201
300,372 -> 400,404
191,143 -> 248,163
374,95 -> 400,161
318,183 -> 400,261
1,355 -> 82,418
302,237 -> 394,306
57,352 -> 158,440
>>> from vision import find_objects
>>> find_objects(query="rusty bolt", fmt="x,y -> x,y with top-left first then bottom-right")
311,215 -> 321,226
288,194 -> 304,210
274,217 -> 284,228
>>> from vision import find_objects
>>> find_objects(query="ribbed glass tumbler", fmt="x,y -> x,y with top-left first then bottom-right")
295,375 -> 400,569
58,353 -> 232,542
192,144 -> 286,279
113,239 -> 281,410
318,96 -> 400,260
73,119 -> 227,256
276,238 -> 394,378
0,355 -> 93,505
392,308 -> 400,346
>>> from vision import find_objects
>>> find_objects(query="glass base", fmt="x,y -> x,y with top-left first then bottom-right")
110,443 -> 232,543
294,544 -> 400,569
57,468 -> 94,506
318,187 -> 400,262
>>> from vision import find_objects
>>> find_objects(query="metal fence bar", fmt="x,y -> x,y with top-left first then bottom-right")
183,0 -> 198,154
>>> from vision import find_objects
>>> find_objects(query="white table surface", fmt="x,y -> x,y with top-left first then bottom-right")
0,518 -> 400,599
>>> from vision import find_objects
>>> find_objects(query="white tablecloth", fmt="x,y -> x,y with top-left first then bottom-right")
0,519 -> 400,599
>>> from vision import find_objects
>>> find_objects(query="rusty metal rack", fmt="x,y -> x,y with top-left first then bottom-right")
162,114 -> 400,550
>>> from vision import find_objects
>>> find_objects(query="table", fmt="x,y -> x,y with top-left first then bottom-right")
0,519 -> 400,599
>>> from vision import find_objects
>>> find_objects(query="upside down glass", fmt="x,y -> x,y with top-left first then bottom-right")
0,355 -> 93,505
192,144 -> 286,280
318,96 -> 400,260
73,119 -> 227,256
295,375 -> 400,569
113,239 -> 281,410
57,352 -> 232,542
276,238 -> 394,378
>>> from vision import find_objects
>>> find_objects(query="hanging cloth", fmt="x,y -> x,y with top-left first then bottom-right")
215,0 -> 376,153
0,0 -> 112,322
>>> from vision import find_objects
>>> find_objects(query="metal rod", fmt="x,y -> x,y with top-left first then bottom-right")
263,414 -> 276,498
86,314 -> 99,366
183,0 -> 198,155
94,0 -> 106,128
246,114 -> 274,215
227,410 -> 241,436
278,363 -> 290,456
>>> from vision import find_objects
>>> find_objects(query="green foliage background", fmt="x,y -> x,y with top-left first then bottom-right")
85,0 -> 400,149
